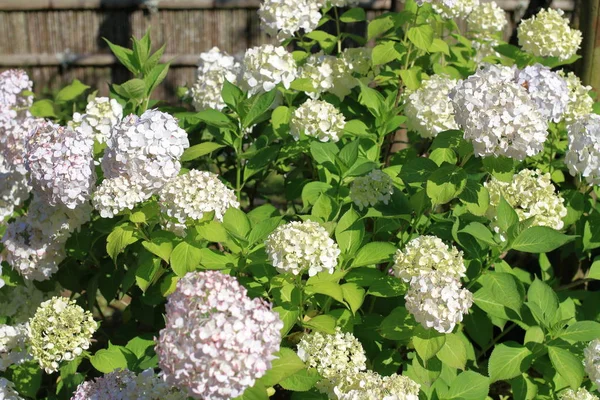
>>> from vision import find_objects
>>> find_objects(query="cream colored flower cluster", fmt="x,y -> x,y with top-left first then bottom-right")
0,377 -> 24,400
69,97 -> 123,143
350,170 -> 394,210
290,99 -> 346,143
432,0 -> 477,19
334,370 -> 421,400
259,0 -> 322,40
467,1 -> 507,33
27,296 -> 97,373
561,71 -> 594,123
518,8 -> 582,61
566,114 -> 600,185
265,220 -> 341,276
239,45 -> 297,95
0,281 -> 56,324
485,169 -> 567,232
584,339 -> 600,389
560,388 -> 599,400
0,324 -> 29,371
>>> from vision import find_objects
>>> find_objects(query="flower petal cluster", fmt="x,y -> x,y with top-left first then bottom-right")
69,97 -> 123,143
100,109 -> 189,212
561,71 -> 594,123
485,169 -> 567,231
518,8 -> 582,61
566,114 -> 600,185
333,370 -> 420,400
405,270 -> 473,333
450,63 -> 548,160
239,45 -> 297,95
466,1 -> 507,33
0,155 -> 30,221
27,296 -> 96,373
0,377 -> 24,400
290,99 -> 345,142
514,64 -> 569,122
259,0 -> 322,40
26,121 -> 95,209
265,220 -> 341,276
0,324 -> 30,371
0,69 -> 33,108
560,388 -> 599,400
92,176 -> 150,219
584,339 -> 600,388
156,271 -> 283,400
158,170 -> 239,235
0,281 -> 56,324
350,169 -> 394,210
392,235 -> 466,283
189,47 -> 241,112
404,74 -> 458,138
71,368 -> 186,400
431,0 -> 478,19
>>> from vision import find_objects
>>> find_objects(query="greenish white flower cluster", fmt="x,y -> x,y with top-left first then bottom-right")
560,388 -> 599,400
290,99 -> 346,143
259,0 -> 321,40
566,114 -> 600,185
431,0 -> 478,19
584,339 -> 600,389
27,296 -> 96,373
0,281 -> 56,324
404,74 -> 458,138
0,377 -> 24,400
69,97 -> 123,143
466,1 -> 507,33
0,323 -> 29,371
485,169 -> 567,232
561,71 -> 594,123
239,45 -> 297,95
350,170 -> 394,210
333,370 -> 421,400
265,220 -> 341,276
517,8 -> 582,61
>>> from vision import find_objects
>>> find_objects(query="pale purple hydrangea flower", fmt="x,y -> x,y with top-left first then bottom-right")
514,64 -> 569,123
0,69 -> 33,108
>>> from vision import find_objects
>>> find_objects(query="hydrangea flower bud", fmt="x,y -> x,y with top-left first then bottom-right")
0,324 -> 30,371
189,47 -> 241,112
290,99 -> 345,143
259,0 -> 322,40
158,170 -> 239,236
559,388 -> 599,400
466,1 -> 507,33
561,71 -> 594,123
27,121 -> 95,209
350,170 -> 394,210
239,45 -> 298,95
333,370 -> 421,400
69,97 -> 123,143
101,110 -> 189,193
514,64 -> 569,123
566,114 -> 600,185
265,220 -> 341,276
584,339 -> 600,388
0,69 -> 33,108
485,169 -> 567,232
405,270 -> 473,333
404,74 -> 458,138
518,8 -> 582,61
27,296 -> 97,373
393,235 -> 466,283
0,377 -> 24,400
156,271 -> 283,400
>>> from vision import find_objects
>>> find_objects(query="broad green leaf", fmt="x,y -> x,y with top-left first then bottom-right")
350,242 -> 397,268
338,140 -> 360,169
407,25 -> 434,51
357,80 -> 385,118
125,336 -> 155,361
310,141 -> 339,165
260,348 -> 306,387
302,182 -> 333,208
91,345 -> 136,373
30,99 -> 57,118
248,217 -> 282,247
548,346 -> 584,389
511,227 -> 576,253
8,361 -> 42,399
473,272 -> 524,320
135,254 -> 161,292
233,381 -> 269,400
367,14 -> 395,40
429,38 -> 450,55
459,180 -> 490,217
142,237 -> 174,263
372,40 -> 404,66
115,78 -> 146,100
426,164 -> 467,205
460,222 -> 497,246
482,156 -> 514,182
437,333 -> 467,370
198,248 -> 235,270
104,38 -> 138,73
558,321 -> 600,343
196,109 -> 235,128
106,225 -> 139,261
274,306 -> 299,336
341,283 -> 365,314
223,208 -> 251,240
448,371 -> 489,400
367,275 -> 407,297
56,79 -> 90,102
399,157 -> 438,184
306,281 -> 345,304
241,89 -> 277,128
399,67 -> 422,91
222,78 -> 244,110
144,62 -> 169,95
496,196 -> 519,233
303,314 -> 337,334
526,278 -> 559,327
340,7 -> 366,23
181,142 -> 225,161
378,306 -> 416,341
169,241 -> 203,276
335,207 -> 365,255
413,326 -> 446,361
488,342 -> 532,382
279,368 -> 321,391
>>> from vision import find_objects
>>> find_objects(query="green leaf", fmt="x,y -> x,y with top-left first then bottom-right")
223,208 -> 251,240
341,283 -> 366,314
115,78 -> 146,100
558,321 -> 600,343
367,275 -> 407,297
437,333 -> 467,370
428,38 -> 450,55
303,314 -> 337,334
526,278 -> 559,327
378,306 -> 416,341
260,348 -> 306,387
30,99 -> 57,118
241,90 -> 277,128
448,371 -> 489,400
142,237 -> 174,263
274,306 -> 299,336
222,79 -> 245,110
311,194 -> 338,221
8,361 -> 42,399
335,207 -> 365,255
496,196 -> 519,233
548,346 -> 584,389
310,141 -> 339,165
357,80 -> 385,118
399,157 -> 438,184
459,180 -> 490,217
482,156 -> 514,182
350,242 -> 397,268
372,41 -> 404,66
181,142 -> 225,162
135,254 -> 161,292
233,381 -> 269,400
279,368 -> 321,391
302,182 -> 333,208
198,248 -> 235,270
125,336 -> 156,361
103,38 -> 139,73
399,67 -> 422,91
306,281 -> 345,304
338,140 -> 360,169
488,342 -> 532,382
460,222 -> 497,246
413,326 -> 446,361
106,225 -> 139,261
305,30 -> 337,52
196,221 -> 229,243
91,345 -> 136,373
340,7 -> 366,23
473,272 -> 524,320
426,164 -> 467,205
169,241 -> 203,276
407,25 -> 434,51
144,62 -> 169,96
511,227 -> 576,253
367,14 -> 395,40
272,105 -> 292,136
196,109 -> 235,128
56,80 -> 90,103
248,217 -> 282,247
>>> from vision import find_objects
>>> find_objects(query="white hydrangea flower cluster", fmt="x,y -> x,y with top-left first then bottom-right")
239,45 -> 297,95
92,177 -> 149,219
350,170 -> 394,210
69,97 -> 123,143
0,377 -> 24,400
560,388 -> 599,400
518,8 -> 582,61
404,74 -> 458,138
566,114 -> 600,185
328,0 -> 360,6
26,121 -> 95,209
0,154 -> 31,221
156,271 -> 283,400
290,99 -> 345,142
265,220 -> 341,276
486,169 -> 567,234
158,170 -> 239,236
450,63 -> 548,160
0,324 -> 30,371
71,368 -> 186,400
561,71 -> 594,123
27,296 -> 97,373
189,47 -> 241,112
259,0 -> 322,40
466,1 -> 507,34
0,281 -> 56,324
584,339 -> 600,389
0,69 -> 33,108
514,64 -> 569,123
333,371 -> 420,400
431,0 -> 478,19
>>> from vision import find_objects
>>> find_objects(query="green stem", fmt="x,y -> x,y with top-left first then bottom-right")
476,323 -> 517,361
333,7 -> 343,54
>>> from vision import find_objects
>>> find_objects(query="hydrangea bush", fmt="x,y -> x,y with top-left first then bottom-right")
1,1 -> 600,399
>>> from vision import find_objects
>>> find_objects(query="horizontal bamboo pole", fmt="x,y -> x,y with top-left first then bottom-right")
0,53 -> 199,66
